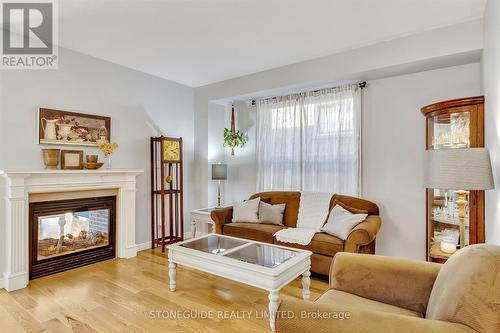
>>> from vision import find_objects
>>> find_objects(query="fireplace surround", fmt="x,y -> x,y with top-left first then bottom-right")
0,169 -> 142,291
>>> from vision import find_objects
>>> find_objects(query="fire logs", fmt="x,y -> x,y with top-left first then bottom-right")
38,231 -> 107,258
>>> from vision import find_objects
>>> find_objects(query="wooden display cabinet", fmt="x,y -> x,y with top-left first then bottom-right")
421,96 -> 484,263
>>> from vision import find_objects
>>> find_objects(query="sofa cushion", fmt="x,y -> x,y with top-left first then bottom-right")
259,201 -> 286,225
274,232 -> 343,256
321,204 -> 368,240
249,192 -> 301,228
223,222 -> 286,243
232,197 -> 260,223
317,289 -> 423,318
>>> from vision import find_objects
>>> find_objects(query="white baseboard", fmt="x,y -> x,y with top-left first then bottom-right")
193,231 -> 209,238
3,272 -> 28,291
136,232 -> 193,252
136,241 -> 153,251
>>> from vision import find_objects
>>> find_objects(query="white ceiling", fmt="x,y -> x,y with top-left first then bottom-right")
59,0 -> 486,87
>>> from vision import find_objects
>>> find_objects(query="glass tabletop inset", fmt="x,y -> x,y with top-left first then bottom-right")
224,243 -> 297,268
180,234 -> 247,254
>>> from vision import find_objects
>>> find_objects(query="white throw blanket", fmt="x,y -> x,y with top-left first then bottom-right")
274,192 -> 332,245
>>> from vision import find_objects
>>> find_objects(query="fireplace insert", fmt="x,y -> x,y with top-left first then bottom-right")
29,196 -> 116,279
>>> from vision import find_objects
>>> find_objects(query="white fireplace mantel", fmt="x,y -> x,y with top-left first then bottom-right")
0,169 -> 143,291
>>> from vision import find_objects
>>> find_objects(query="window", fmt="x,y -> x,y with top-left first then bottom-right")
256,85 -> 361,195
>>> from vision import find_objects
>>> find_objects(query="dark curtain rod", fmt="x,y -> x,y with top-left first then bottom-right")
250,81 -> 366,105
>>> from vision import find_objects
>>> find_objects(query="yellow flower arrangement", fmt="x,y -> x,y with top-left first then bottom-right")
97,140 -> 118,157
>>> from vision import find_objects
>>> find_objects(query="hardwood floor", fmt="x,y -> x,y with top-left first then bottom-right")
0,248 -> 329,333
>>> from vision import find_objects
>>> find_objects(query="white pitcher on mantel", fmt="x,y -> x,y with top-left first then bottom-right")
41,118 -> 58,140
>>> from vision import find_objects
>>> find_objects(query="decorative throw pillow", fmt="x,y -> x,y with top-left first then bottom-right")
258,201 -> 286,225
321,204 -> 368,240
232,197 -> 261,223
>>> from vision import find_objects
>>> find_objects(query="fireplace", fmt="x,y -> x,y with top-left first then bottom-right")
29,196 -> 116,279
1,169 -> 141,291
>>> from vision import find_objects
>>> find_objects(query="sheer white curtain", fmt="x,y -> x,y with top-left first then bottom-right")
256,84 -> 361,195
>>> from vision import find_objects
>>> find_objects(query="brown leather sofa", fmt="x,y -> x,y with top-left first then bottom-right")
210,191 -> 381,275
276,244 -> 500,333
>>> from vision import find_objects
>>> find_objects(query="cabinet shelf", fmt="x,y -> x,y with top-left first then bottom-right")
428,143 -> 468,150
432,217 -> 469,227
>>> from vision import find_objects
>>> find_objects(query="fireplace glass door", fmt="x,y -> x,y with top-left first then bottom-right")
37,209 -> 111,260
30,196 -> 116,279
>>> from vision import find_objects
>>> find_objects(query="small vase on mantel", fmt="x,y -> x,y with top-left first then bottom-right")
42,149 -> 60,169
97,140 -> 118,170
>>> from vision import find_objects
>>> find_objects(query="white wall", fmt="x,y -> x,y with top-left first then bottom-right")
363,63 -> 481,259
206,101 -> 257,205
194,94 -> 210,209
207,102 -> 226,207
223,101 -> 258,202
483,0 -> 500,245
0,47 -> 194,251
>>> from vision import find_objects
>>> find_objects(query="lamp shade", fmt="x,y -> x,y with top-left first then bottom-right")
211,163 -> 227,180
424,148 -> 494,190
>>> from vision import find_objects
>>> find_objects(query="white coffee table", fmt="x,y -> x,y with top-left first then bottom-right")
167,234 -> 312,331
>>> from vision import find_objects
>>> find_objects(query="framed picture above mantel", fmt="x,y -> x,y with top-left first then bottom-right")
38,108 -> 111,147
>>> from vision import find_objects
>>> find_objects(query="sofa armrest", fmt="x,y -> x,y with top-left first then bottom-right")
276,299 -> 474,333
344,215 -> 381,253
329,252 -> 441,314
210,206 -> 233,234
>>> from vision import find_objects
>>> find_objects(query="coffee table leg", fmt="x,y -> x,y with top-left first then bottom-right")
268,290 -> 280,332
168,252 -> 176,291
302,270 -> 311,300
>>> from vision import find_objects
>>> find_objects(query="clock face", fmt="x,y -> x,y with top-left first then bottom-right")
163,140 -> 180,162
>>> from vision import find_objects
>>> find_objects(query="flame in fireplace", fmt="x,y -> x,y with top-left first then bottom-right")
65,212 -> 73,221
72,226 -> 82,238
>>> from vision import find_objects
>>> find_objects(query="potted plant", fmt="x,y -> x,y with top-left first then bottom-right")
224,104 -> 247,155
224,127 -> 246,155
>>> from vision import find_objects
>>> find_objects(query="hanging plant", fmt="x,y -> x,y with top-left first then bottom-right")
224,104 -> 247,155
223,127 -> 246,152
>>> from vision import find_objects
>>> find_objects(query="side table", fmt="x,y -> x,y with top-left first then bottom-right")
190,207 -> 218,238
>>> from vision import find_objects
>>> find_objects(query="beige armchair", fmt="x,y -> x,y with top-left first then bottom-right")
276,244 -> 500,333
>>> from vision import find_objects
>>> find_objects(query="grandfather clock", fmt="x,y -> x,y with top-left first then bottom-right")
150,136 -> 184,252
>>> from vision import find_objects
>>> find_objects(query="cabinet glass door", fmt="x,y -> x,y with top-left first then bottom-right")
428,112 -> 470,149
427,110 -> 473,261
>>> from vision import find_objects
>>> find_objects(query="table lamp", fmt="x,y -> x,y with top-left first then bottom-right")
211,163 -> 227,208
425,148 -> 494,249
